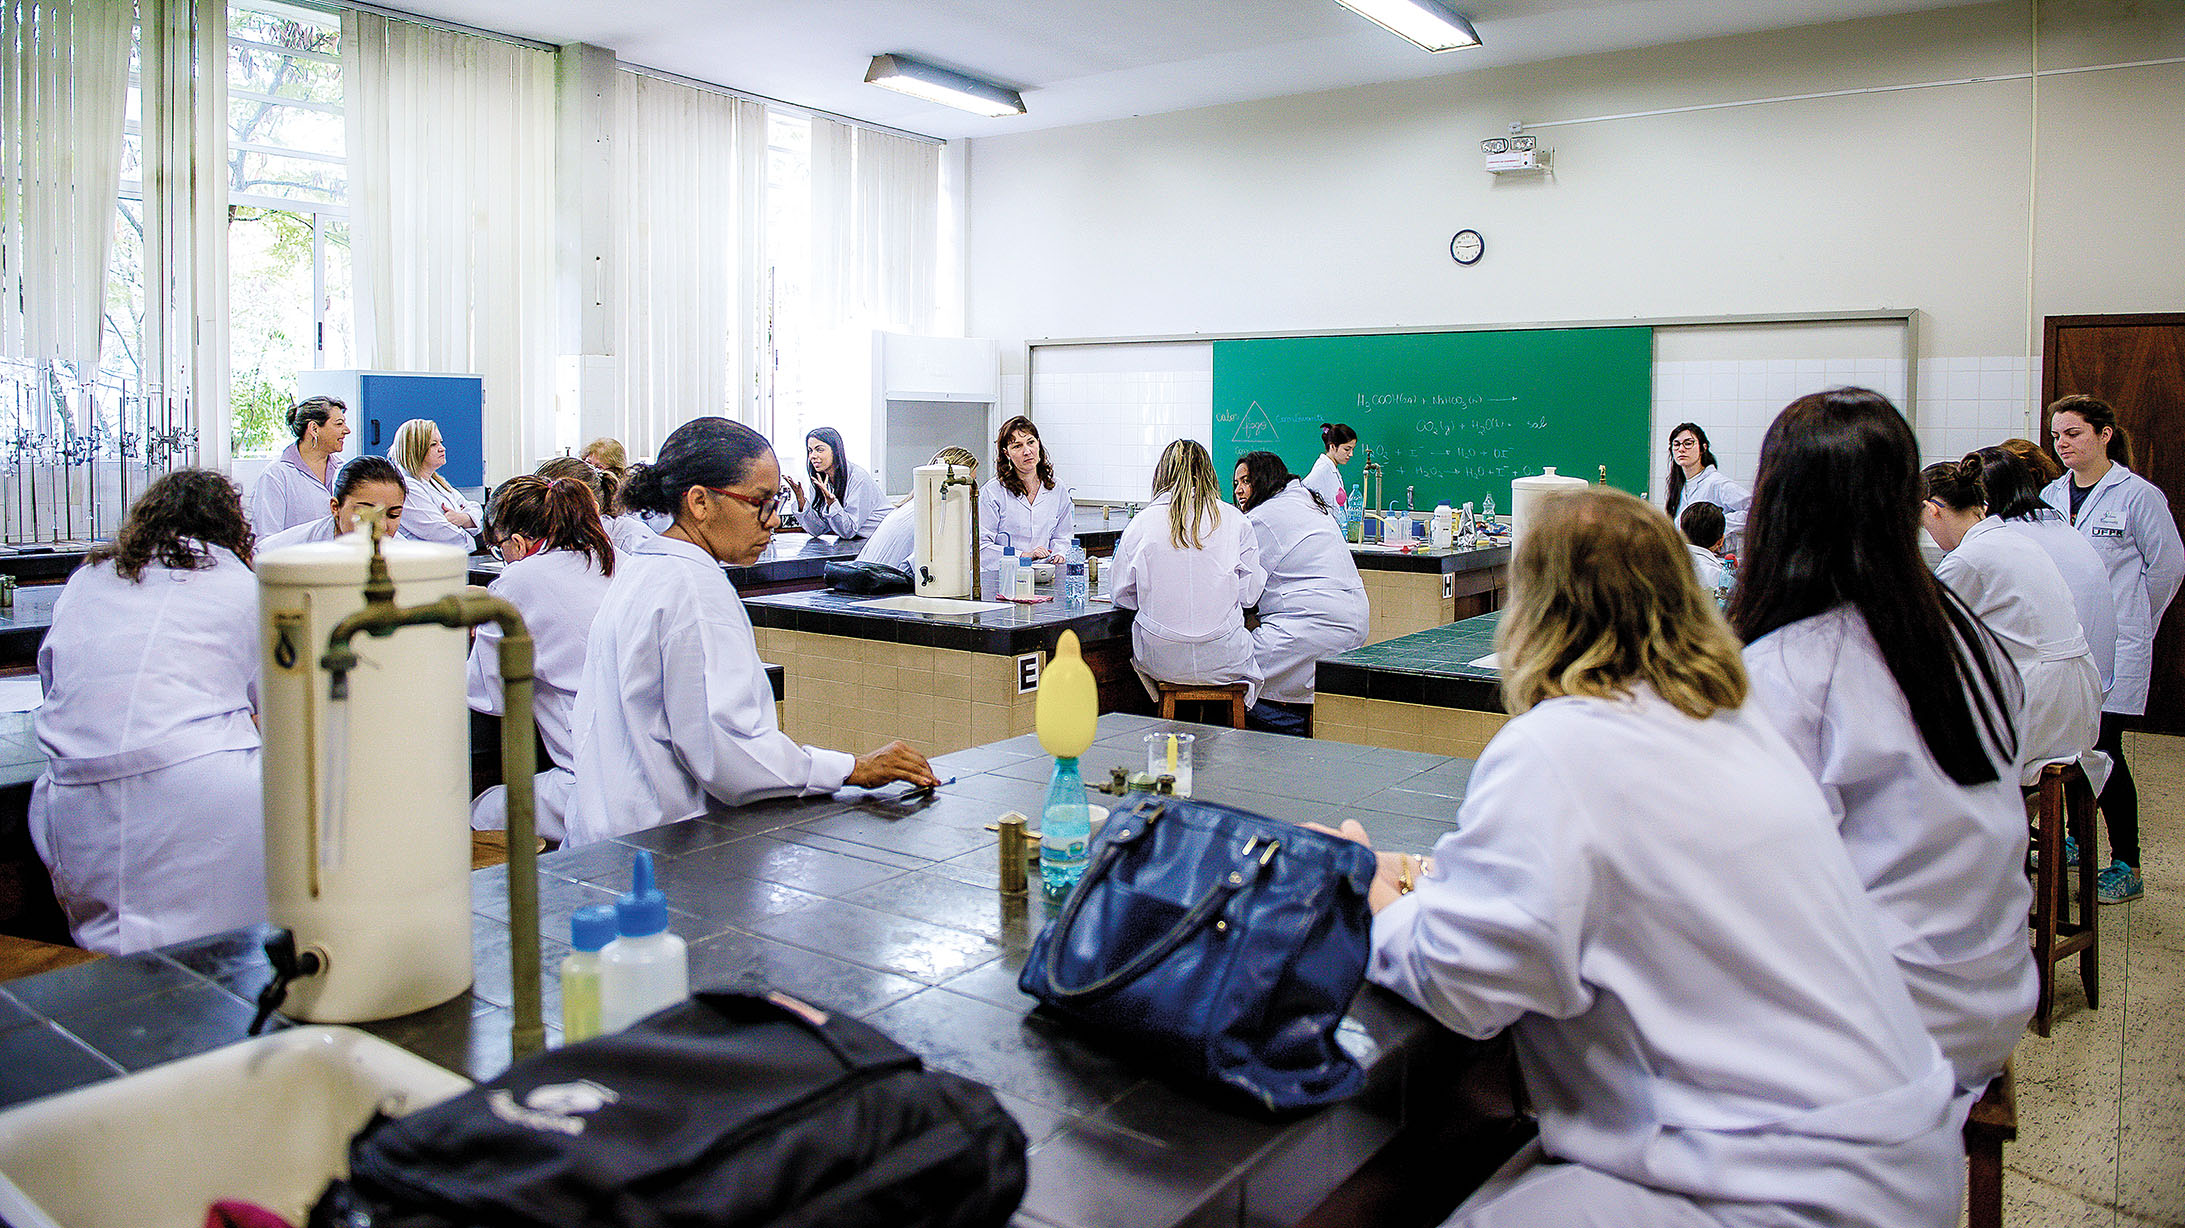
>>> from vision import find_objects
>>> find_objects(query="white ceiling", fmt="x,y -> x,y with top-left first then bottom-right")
384,0 -> 1982,140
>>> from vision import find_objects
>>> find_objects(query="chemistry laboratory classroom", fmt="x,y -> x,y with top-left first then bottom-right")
4,1 -> 2185,1226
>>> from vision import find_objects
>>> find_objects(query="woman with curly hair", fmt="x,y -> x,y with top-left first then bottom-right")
31,470 -> 266,954
979,415 -> 1073,568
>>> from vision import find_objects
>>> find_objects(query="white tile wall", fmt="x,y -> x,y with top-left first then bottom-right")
1025,343 -> 1215,504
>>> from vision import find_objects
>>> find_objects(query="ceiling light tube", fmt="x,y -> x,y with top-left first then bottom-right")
865,54 -> 1026,118
1335,0 -> 1482,52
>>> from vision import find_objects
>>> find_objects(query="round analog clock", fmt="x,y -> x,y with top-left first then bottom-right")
1450,229 -> 1485,265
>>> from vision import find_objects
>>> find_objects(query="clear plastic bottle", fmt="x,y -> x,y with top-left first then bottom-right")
560,903 -> 617,1044
1040,756 -> 1091,900
1483,490 -> 1497,526
600,850 -> 689,1033
1062,538 -> 1088,610
997,545 -> 1019,601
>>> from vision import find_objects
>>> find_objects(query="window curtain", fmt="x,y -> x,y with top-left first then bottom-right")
344,11 -> 555,484
137,0 -> 225,469
613,71 -> 764,457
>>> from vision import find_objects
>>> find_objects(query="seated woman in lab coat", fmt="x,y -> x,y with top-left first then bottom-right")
1321,487 -> 1962,1228
256,455 -> 407,551
980,415 -> 1074,568
538,455 -> 651,552
1231,451 -> 1367,734
468,476 -> 617,845
31,471 -> 266,954
568,417 -> 937,845
1733,387 -> 2033,1099
1922,456 -> 2105,788
1111,440 -> 1266,706
249,395 -> 350,535
1974,445 -> 2115,697
1677,500 -> 1733,594
786,426 -> 888,539
390,418 -> 483,549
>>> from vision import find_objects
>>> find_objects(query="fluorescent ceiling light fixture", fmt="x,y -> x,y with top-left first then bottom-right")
865,54 -> 1026,117
1335,0 -> 1482,52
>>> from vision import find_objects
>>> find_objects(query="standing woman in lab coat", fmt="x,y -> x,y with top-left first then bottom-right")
1300,422 -> 1356,519
468,475 -> 616,845
1111,440 -> 1266,705
250,396 -> 350,535
787,426 -> 888,539
256,455 -> 407,551
2041,396 -> 2184,904
1663,422 -> 1750,549
1733,387 -> 2033,1098
569,418 -> 937,845
1323,488 -> 1962,1228
1973,445 -> 2116,701
1921,457 -> 2104,788
390,418 -> 482,549
980,415 -> 1074,568
538,455 -> 651,552
31,471 -> 265,954
1232,451 -> 1367,734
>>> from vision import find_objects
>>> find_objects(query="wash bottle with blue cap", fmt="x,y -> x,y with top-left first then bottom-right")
599,850 -> 689,1032
561,903 -> 617,1043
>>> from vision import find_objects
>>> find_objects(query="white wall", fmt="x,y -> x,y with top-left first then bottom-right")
966,3 -> 2185,479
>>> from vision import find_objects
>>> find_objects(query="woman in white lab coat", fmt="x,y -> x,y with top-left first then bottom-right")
538,455 -> 651,553
1322,488 -> 1961,1228
1976,446 -> 2116,697
1111,439 -> 1266,706
1922,457 -> 2104,788
249,396 -> 350,535
391,418 -> 483,549
788,426 -> 888,539
979,415 -> 1074,568
256,455 -> 408,551
569,418 -> 937,845
468,475 -> 617,844
1300,422 -> 1356,519
1733,388 -> 2033,1098
2040,396 -> 2184,903
30,471 -> 265,955
1663,422 -> 1750,549
1232,451 -> 1367,733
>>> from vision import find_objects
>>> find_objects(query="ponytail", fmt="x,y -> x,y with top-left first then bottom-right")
486,476 -> 616,576
538,455 -> 621,517
1921,456 -> 1986,513
1320,422 -> 1357,451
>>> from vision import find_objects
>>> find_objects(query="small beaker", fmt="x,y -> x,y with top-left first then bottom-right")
1145,731 -> 1195,798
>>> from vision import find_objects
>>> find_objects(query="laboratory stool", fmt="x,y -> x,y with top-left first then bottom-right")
1156,681 -> 1250,729
1964,1061 -> 2016,1228
2028,760 -> 2099,1037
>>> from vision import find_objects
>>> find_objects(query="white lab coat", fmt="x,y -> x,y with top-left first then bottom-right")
392,463 -> 481,550
2042,464 -> 2185,715
1667,465 -> 1750,548
568,532 -> 854,846
249,443 -> 339,536
1302,454 -> 1347,517
29,546 -> 265,955
604,513 -> 654,553
856,499 -> 917,573
467,548 -> 612,843
1744,606 -> 2036,1093
980,475 -> 1074,569
1245,481 -> 1368,704
805,461 -> 889,539
1372,687 -> 1961,1228
1935,517 -> 2106,789
258,515 -> 343,552
1686,543 -> 1730,593
2000,510 -> 2117,696
1111,493 -> 1266,707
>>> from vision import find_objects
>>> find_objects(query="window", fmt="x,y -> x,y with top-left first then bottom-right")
764,112 -> 812,455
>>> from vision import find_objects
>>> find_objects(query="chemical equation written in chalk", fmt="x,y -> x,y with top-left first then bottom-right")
1230,401 -> 1280,444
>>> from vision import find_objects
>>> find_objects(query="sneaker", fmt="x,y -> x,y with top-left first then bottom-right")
2096,860 -> 2143,905
2028,835 -> 2078,871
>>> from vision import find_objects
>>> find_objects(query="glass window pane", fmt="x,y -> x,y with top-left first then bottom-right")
229,8 -> 338,61
321,219 -> 353,370
228,207 -> 318,457
229,98 -> 344,158
99,200 -> 147,387
230,149 -> 345,205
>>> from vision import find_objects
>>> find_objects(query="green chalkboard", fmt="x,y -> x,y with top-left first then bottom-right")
1211,327 -> 1654,515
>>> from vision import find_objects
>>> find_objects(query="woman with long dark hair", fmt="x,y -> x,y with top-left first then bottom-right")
1232,450 -> 1367,732
1663,422 -> 1749,550
787,426 -> 888,539
979,415 -> 1073,568
250,395 -> 351,534
1111,440 -> 1265,705
1973,445 -> 2115,698
1733,388 -> 2032,1099
538,454 -> 650,551
256,455 -> 407,550
31,471 -> 265,953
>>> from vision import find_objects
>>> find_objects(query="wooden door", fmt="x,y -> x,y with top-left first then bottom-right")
2042,313 -> 2185,733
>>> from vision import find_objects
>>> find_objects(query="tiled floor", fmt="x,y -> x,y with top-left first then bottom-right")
1996,729 -> 2185,1226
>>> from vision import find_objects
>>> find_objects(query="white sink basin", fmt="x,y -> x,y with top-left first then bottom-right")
856,594 -> 1010,615
0,1026 -> 470,1228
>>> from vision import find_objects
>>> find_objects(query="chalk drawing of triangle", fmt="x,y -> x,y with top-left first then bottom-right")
1232,402 -> 1280,444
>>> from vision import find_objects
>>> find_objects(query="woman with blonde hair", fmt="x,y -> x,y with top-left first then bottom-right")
390,418 -> 482,548
580,437 -> 628,485
1320,488 -> 1960,1227
1111,439 -> 1264,704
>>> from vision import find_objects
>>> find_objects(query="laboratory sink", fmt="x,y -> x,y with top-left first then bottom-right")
855,594 -> 1011,615
0,1026 -> 470,1228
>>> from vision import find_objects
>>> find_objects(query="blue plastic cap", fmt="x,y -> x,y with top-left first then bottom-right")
1002,545 -> 1015,557
617,849 -> 669,938
570,903 -> 617,952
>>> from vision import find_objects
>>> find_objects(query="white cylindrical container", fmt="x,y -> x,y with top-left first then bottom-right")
258,533 -> 474,1022
1431,504 -> 1454,550
1509,467 -> 1590,549
912,463 -> 972,598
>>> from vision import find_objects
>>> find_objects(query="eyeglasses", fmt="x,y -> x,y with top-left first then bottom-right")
707,486 -> 781,521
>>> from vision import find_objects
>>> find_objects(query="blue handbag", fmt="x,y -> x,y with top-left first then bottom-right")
1018,795 -> 1379,1111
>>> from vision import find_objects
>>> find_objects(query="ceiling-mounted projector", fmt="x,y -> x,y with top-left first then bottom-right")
1481,133 -> 1547,174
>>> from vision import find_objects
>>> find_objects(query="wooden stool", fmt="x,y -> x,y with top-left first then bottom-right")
1964,1061 -> 2016,1228
1156,681 -> 1249,729
2029,761 -> 2099,1037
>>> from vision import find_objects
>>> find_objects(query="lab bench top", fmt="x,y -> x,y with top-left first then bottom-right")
1346,541 -> 1511,575
0,714 -> 1518,1228
1317,611 -> 1505,713
467,531 -> 868,592
0,586 -> 61,670
0,545 -> 94,586
743,576 -> 1132,658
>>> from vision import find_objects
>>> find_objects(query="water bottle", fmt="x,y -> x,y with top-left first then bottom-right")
1062,538 -> 1088,610
997,544 -> 1019,601
1482,490 -> 1497,526
1040,756 -> 1091,899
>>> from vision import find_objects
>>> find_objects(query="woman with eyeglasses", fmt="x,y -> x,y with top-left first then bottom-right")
1663,422 -> 1749,552
569,418 -> 937,846
785,426 -> 888,539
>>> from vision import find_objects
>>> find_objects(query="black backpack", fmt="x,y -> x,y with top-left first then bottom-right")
321,989 -> 1027,1228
